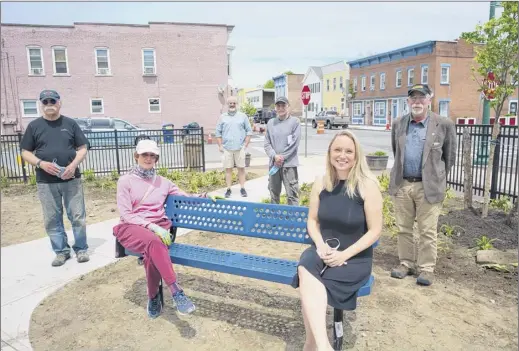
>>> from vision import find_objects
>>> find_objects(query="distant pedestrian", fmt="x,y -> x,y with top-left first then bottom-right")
388,84 -> 457,286
215,96 -> 253,198
20,90 -> 90,267
264,96 -> 301,205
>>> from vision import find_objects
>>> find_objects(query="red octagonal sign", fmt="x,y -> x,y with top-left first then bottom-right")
301,85 -> 311,106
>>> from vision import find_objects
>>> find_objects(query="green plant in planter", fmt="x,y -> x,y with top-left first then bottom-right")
369,151 -> 387,157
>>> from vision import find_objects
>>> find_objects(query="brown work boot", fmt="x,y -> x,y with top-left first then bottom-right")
417,271 -> 434,286
390,264 -> 415,279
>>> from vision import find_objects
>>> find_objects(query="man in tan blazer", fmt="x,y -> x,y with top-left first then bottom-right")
388,84 -> 456,286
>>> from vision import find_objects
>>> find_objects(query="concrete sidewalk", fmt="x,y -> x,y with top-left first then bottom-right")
1,155 -> 336,351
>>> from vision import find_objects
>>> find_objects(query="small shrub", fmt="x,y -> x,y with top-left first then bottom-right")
157,167 -> 169,177
299,194 -> 310,207
83,169 -> 95,182
445,187 -> 456,200
300,182 -> 312,193
110,170 -> 120,181
28,174 -> 37,186
260,197 -> 270,204
0,175 -> 9,189
369,151 -> 387,156
382,195 -> 398,238
475,235 -> 497,250
439,223 -> 464,238
377,173 -> 390,193
489,196 -> 513,214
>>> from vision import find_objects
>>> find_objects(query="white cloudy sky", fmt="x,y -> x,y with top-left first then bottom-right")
1,1 -> 495,88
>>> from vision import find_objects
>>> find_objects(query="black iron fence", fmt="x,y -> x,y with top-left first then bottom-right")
448,124 -> 518,202
0,128 -> 205,183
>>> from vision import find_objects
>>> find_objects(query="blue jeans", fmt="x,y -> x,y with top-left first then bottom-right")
36,178 -> 88,255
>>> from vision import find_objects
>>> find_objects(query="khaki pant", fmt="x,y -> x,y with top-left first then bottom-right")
392,180 -> 442,273
222,148 -> 245,169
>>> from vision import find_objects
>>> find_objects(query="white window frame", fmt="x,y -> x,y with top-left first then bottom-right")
90,98 -> 104,114
148,98 -> 161,113
439,101 -> 449,117
407,68 -> 415,86
353,102 -> 362,116
441,65 -> 450,84
20,99 -> 40,118
421,65 -> 429,84
361,76 -> 366,91
509,100 -> 518,115
95,47 -> 111,76
51,46 -> 69,75
142,48 -> 157,75
370,75 -> 375,91
396,70 -> 402,87
380,73 -> 386,90
26,46 -> 45,76
374,101 -> 385,116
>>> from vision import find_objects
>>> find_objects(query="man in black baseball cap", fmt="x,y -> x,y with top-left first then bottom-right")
20,89 -> 91,267
407,84 -> 432,97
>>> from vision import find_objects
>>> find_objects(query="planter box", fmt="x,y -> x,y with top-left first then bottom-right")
366,155 -> 389,171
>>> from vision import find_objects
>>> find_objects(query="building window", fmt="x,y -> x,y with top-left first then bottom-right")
26,46 -> 44,76
370,75 -> 375,91
52,47 -> 68,75
326,79 -> 330,91
439,101 -> 449,117
353,78 -> 357,92
339,76 -> 343,90
361,76 -> 366,91
21,100 -> 39,117
90,98 -> 104,114
333,78 -> 337,91
142,48 -> 156,75
396,70 -> 402,87
380,73 -> 386,90
353,103 -> 362,116
509,100 -> 517,115
95,48 -> 111,75
149,98 -> 161,113
441,64 -> 450,84
421,65 -> 429,84
407,68 -> 414,86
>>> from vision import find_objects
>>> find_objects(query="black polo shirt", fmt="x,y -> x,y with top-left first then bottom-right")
20,115 -> 89,183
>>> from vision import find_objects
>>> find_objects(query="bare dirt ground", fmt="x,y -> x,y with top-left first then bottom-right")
29,195 -> 518,351
1,166 -> 268,247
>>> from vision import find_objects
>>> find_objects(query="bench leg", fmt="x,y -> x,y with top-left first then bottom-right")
333,308 -> 344,351
158,280 -> 164,306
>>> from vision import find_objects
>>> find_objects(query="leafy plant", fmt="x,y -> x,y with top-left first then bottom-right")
377,173 -> 390,193
300,182 -> 312,193
260,197 -> 271,204
369,151 -> 387,157
439,223 -> 464,238
28,174 -> 37,186
240,101 -> 257,117
157,167 -> 169,177
489,196 -> 513,214
83,169 -> 95,182
110,170 -> 120,182
475,235 -> 497,250
445,187 -> 455,199
382,195 -> 398,238
299,194 -> 310,207
0,175 -> 9,189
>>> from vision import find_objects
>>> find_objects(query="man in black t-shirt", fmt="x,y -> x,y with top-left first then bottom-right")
20,90 -> 90,267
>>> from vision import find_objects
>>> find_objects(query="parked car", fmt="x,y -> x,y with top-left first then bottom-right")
254,109 -> 276,124
74,117 -> 161,148
312,110 -> 350,129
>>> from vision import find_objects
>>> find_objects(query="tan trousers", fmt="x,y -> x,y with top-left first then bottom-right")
392,180 -> 442,273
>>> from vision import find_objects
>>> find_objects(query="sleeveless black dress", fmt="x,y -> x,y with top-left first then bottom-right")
291,179 -> 373,310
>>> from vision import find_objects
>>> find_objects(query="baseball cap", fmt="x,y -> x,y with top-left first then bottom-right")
136,139 -> 160,155
275,96 -> 289,104
408,84 -> 431,96
39,90 -> 61,101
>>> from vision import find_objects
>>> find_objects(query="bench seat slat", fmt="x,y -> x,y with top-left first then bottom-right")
125,243 -> 374,297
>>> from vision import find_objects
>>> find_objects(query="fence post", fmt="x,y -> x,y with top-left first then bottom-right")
201,127 -> 206,172
462,128 -> 473,208
489,129 -> 501,200
17,133 -> 28,183
114,130 -> 121,175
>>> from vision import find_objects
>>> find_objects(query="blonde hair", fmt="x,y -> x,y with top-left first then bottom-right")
323,130 -> 379,199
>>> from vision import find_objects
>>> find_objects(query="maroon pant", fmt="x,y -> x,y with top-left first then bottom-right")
114,218 -> 176,298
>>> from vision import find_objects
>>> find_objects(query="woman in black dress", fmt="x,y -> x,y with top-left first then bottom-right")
291,130 -> 383,351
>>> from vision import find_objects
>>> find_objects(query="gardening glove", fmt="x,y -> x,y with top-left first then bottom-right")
208,194 -> 226,202
148,223 -> 172,246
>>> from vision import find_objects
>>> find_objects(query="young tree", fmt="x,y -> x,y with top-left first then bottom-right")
240,101 -> 257,117
461,1 -> 518,218
263,79 -> 274,89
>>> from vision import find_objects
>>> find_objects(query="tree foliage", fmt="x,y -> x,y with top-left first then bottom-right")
240,101 -> 257,117
263,79 -> 274,89
460,1 -> 518,218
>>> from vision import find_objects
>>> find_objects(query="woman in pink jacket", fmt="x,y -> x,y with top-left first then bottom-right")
113,139 -> 222,318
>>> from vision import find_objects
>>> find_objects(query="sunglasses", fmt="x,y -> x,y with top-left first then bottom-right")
42,99 -> 57,105
320,238 -> 347,276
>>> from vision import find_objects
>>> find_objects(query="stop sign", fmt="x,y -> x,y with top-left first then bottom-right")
301,85 -> 311,106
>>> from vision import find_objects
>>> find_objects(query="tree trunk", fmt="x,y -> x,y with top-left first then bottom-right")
462,128 -> 473,209
505,200 -> 518,226
481,122 -> 501,218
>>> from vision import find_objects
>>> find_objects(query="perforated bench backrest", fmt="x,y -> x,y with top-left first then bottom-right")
165,195 -> 312,244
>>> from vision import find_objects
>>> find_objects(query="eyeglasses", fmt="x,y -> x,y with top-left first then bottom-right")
42,99 -> 57,105
319,238 -> 347,276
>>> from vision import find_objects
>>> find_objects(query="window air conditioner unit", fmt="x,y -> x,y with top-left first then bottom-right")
31,68 -> 43,75
98,68 -> 109,75
144,67 -> 155,75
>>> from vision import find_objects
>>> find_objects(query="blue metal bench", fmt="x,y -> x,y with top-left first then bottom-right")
115,195 -> 377,350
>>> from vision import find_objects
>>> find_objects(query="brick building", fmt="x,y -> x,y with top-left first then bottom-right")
0,21 -> 234,134
272,73 -> 304,117
347,39 -> 518,126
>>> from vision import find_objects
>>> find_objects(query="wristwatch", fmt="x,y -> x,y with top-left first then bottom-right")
36,160 -> 42,168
